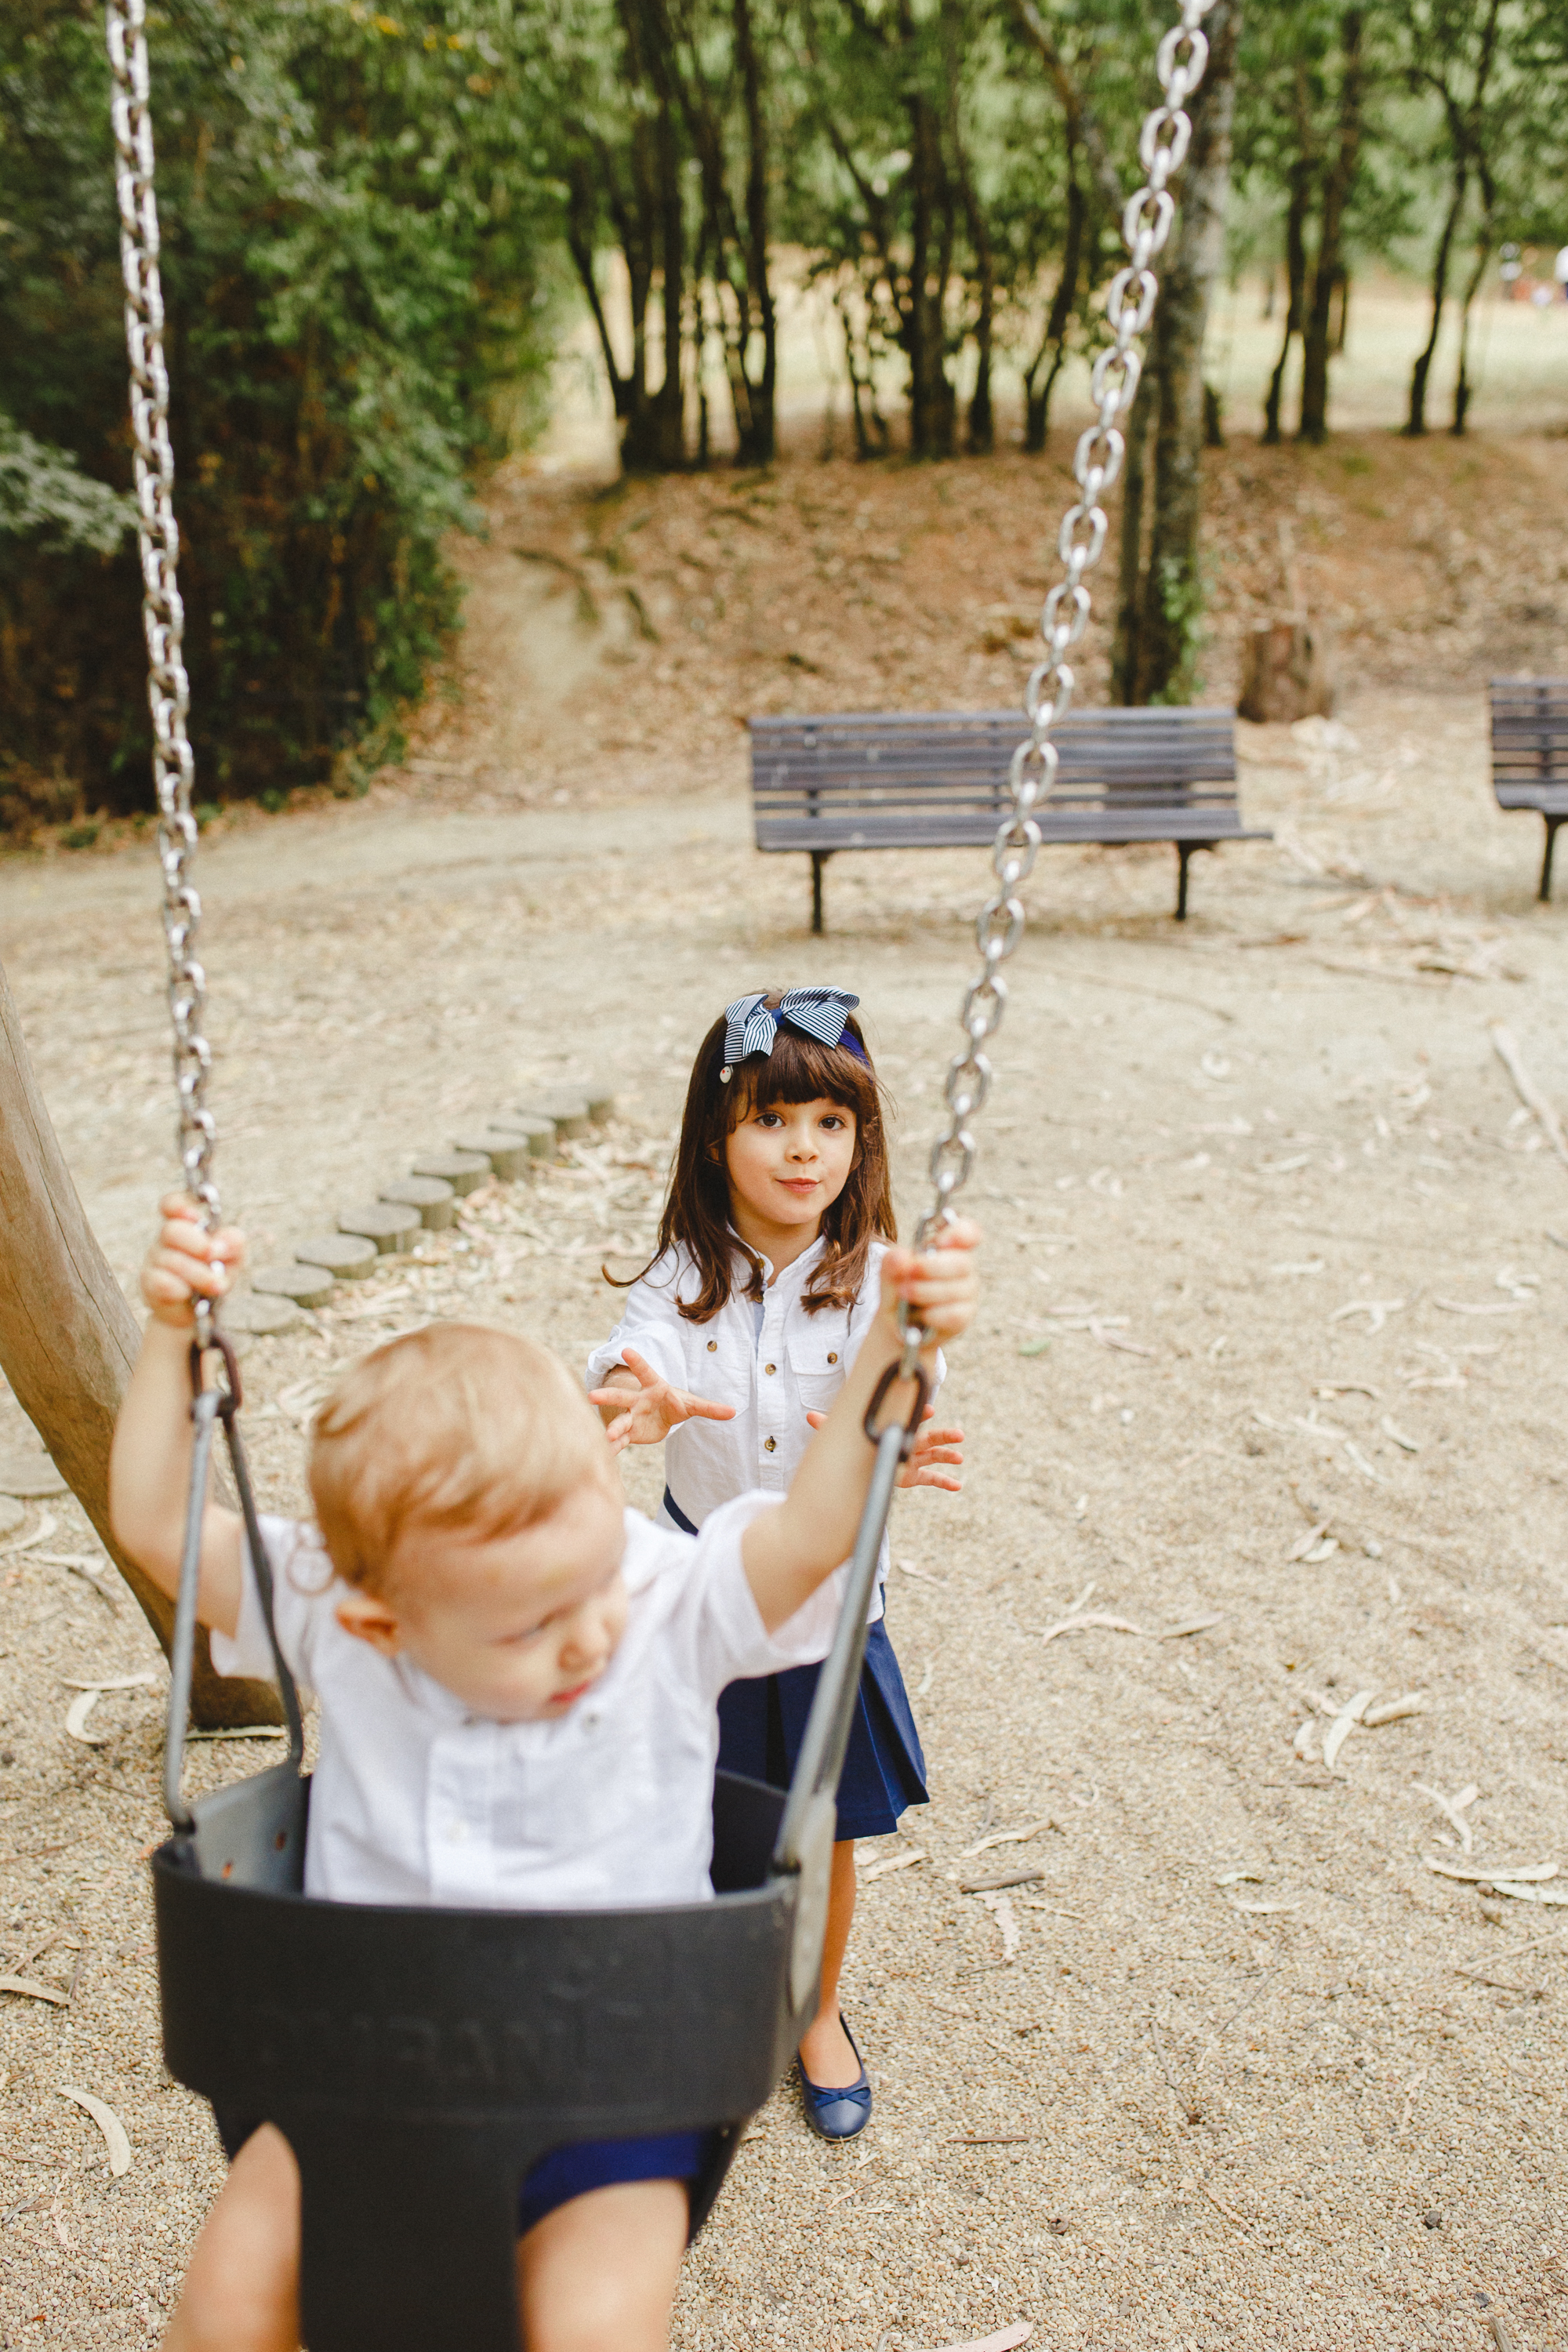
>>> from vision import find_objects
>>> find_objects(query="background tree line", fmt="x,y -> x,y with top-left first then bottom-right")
2,0 -> 1566,826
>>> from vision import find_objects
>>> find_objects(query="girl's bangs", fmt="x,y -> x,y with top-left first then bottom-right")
729,1025 -> 875,1119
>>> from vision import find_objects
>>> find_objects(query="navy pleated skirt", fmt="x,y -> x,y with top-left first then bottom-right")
716,1618 -> 928,1842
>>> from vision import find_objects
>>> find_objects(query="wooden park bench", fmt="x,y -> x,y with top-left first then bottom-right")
1490,679 -> 1568,900
750,706 -> 1269,933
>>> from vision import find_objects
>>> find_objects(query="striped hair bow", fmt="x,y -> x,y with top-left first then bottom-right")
720,989 -> 865,1080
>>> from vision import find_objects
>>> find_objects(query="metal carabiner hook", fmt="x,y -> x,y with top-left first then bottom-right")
862,1358 -> 931,1459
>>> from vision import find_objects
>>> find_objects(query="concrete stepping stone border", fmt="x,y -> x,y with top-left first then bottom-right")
222,1085 -> 618,1338
0,1455 -> 71,1501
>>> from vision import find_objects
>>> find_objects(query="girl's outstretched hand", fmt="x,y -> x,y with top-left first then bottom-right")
590,1346 -> 739,1454
876,1216 -> 981,1347
805,1404 -> 965,1491
898,1414 -> 964,1490
140,1192 -> 245,1330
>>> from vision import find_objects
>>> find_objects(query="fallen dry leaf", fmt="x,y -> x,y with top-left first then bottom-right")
1415,1780 -> 1477,1852
980,1890 -> 1022,1960
1036,1610 -> 1147,1646
1363,1693 -> 1427,1728
59,2087 -> 131,2177
960,1819 -> 1054,1859
0,1976 -> 69,2006
931,2327 -> 1033,2352
1425,1858 -> 1556,1883
860,1849 -> 925,1884
1323,1690 -> 1376,1769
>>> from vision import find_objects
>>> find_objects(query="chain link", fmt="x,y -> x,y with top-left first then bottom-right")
105,0 -> 220,1276
900,0 -> 1217,1372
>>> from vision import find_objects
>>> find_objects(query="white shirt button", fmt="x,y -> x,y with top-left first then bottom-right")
764,1436 -> 776,1453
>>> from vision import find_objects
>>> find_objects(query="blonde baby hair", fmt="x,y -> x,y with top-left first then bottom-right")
308,1323 -> 614,1593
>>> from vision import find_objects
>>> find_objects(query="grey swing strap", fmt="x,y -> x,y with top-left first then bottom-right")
163,1330 -> 305,1835
775,1359 -> 931,1872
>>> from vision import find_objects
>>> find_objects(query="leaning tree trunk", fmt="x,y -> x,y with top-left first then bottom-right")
1263,147 -> 1310,444
0,957 -> 280,1729
1450,214 -> 1492,435
1128,0 -> 1240,705
1024,168 -> 1085,452
1298,5 -> 1363,444
1407,160 -> 1466,437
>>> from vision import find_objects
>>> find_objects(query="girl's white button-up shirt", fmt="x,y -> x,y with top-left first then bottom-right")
586,1238 -> 944,1624
210,1497 -> 838,1911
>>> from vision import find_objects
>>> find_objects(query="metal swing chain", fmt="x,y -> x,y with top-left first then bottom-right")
105,0 -> 221,1294
897,0 -> 1217,1373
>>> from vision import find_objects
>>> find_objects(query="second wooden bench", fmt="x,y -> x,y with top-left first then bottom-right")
750,705 -> 1270,931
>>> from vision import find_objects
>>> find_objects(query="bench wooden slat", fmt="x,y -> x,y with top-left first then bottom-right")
759,815 -> 1272,849
1488,679 -> 1568,900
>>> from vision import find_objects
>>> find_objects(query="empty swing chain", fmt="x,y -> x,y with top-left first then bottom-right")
897,0 -> 1217,1376
105,0 -> 221,1304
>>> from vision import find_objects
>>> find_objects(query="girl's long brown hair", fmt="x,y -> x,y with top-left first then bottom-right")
610,1000 -> 896,1321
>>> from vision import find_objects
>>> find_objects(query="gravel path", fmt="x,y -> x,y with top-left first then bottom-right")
0,682 -> 1566,2348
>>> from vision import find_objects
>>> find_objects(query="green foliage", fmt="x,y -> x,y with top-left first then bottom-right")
0,414 -> 134,553
0,0 -> 557,825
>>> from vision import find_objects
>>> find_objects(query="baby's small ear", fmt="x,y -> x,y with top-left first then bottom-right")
335,1587 -> 403,1660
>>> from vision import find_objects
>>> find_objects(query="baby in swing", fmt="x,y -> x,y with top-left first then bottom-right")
111,1191 -> 978,2352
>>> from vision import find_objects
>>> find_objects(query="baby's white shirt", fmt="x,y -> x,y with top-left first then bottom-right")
586,1236 -> 944,1624
209,1495 -> 838,1911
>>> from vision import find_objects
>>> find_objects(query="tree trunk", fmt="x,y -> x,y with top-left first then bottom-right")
1263,148 -> 1310,444
1299,7 -> 1363,444
1450,2 -> 1504,437
837,283 -> 888,460
1024,166 -> 1084,452
1129,0 -> 1240,705
1450,206 -> 1493,435
0,957 -> 279,1730
943,0 -> 993,455
655,93 -> 686,468
903,87 -> 953,458
612,132 -> 662,472
733,0 -> 776,463
963,189 -> 995,455
1110,372 -> 1153,706
1407,162 -> 1466,437
1237,617 -> 1337,722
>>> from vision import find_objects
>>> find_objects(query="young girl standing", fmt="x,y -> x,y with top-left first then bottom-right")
588,989 -> 963,2141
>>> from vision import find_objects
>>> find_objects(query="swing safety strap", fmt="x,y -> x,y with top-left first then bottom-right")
163,1332 -> 304,1835
771,1359 -> 928,2012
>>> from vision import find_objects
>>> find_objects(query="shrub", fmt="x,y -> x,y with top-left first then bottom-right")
0,0 -> 555,823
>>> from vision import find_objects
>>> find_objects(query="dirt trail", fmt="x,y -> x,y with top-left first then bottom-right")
1,450 -> 1567,2347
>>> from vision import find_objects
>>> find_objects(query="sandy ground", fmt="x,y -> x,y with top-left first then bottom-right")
3,459 -> 1568,2347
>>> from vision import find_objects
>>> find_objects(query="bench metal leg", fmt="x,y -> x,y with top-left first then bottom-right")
810,851 -> 829,936
1174,842 -> 1219,920
1542,818 -> 1561,903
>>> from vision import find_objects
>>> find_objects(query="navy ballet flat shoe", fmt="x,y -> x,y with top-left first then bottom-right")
798,2016 -> 872,2140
